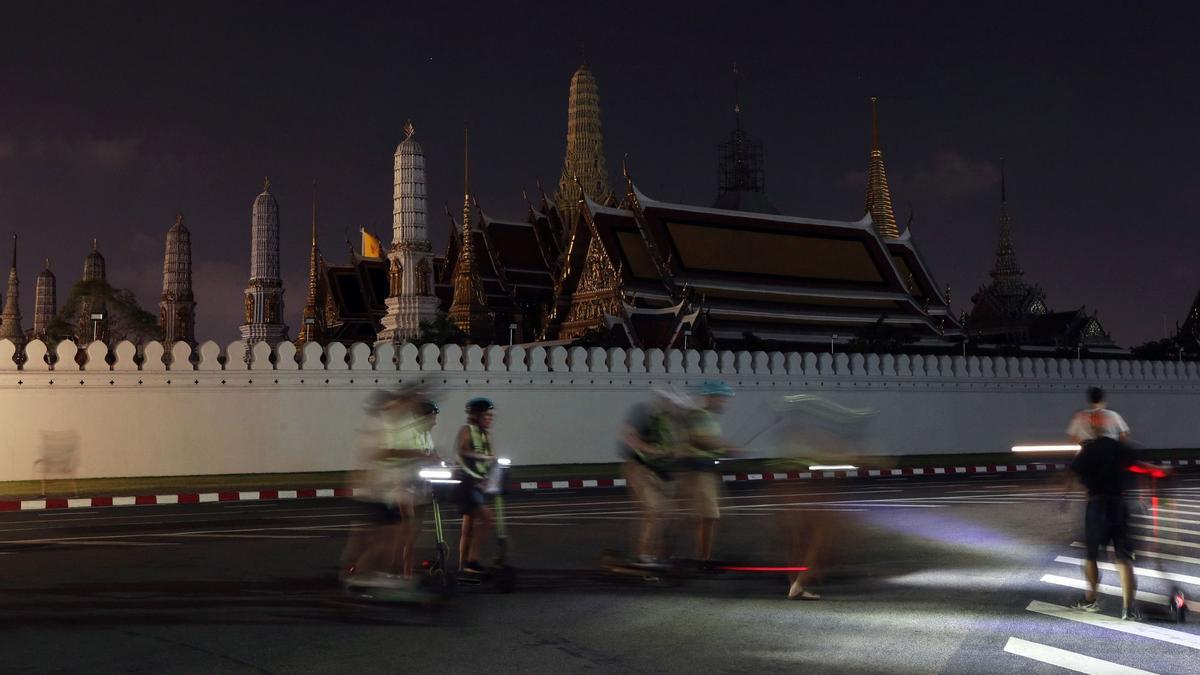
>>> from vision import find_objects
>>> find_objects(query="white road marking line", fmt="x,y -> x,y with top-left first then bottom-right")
1132,513 -> 1200,526
1027,600 -> 1200,651
1054,555 -> 1200,588
1129,533 -> 1200,552
223,503 -> 276,509
1129,522 -> 1200,537
1072,541 -> 1200,567
1040,574 -> 1200,612
1002,636 -> 1157,675
37,511 -> 99,516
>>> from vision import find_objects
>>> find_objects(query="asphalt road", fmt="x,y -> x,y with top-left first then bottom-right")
2,472 -> 1199,674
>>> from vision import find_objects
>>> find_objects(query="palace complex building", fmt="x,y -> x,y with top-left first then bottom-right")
0,60 -> 1146,357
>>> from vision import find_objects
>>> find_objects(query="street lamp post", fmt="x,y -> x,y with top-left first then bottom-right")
90,313 -> 104,343
508,323 -> 517,347
830,334 -> 838,355
683,328 -> 692,351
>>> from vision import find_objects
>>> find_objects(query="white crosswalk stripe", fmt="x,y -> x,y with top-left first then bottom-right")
1039,573 -> 1196,612
1052,556 -> 1200,600
1026,600 -> 1200,650
1003,637 -> 1158,675
1072,541 -> 1200,567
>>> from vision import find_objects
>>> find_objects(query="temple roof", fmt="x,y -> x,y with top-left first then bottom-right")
576,175 -> 956,347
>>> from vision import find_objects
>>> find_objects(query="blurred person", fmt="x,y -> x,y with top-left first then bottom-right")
340,388 -> 434,586
785,509 -> 831,601
455,397 -> 497,574
619,389 -> 687,564
1068,410 -> 1161,620
681,380 -> 739,561
1067,386 -> 1130,443
391,399 -> 440,579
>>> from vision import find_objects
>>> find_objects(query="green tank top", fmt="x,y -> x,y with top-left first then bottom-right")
461,423 -> 492,479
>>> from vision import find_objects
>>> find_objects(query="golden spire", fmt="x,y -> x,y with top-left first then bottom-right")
297,180 -> 324,346
555,60 -> 613,222
864,97 -> 900,238
448,126 -> 492,342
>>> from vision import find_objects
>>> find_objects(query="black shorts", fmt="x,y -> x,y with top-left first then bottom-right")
455,477 -> 488,516
1085,497 -> 1133,562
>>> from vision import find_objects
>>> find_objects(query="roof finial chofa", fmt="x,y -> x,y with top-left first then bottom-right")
403,120 -> 415,140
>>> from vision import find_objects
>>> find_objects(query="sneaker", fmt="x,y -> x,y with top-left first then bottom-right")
1121,606 -> 1143,621
1072,597 -> 1102,613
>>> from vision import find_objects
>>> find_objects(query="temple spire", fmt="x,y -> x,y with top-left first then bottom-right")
864,97 -> 900,238
990,158 -> 1024,295
448,126 -> 492,342
296,181 -> 324,347
160,212 -> 195,346
555,60 -> 613,223
33,257 -> 55,341
0,234 -> 24,345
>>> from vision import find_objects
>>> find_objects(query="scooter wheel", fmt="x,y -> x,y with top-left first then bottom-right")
1169,592 -> 1188,624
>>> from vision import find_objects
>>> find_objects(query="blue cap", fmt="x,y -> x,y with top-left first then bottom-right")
700,380 -> 734,397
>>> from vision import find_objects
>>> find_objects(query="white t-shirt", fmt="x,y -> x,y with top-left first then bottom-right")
1066,408 -> 1130,442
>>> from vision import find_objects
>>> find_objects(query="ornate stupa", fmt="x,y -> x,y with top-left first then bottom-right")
378,120 -> 439,342
159,213 -> 196,345
554,61 -> 614,224
32,258 -> 55,341
0,235 -> 24,346
239,177 -> 288,345
864,97 -> 900,239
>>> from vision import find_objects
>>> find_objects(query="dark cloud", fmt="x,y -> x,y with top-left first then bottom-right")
906,151 -> 999,201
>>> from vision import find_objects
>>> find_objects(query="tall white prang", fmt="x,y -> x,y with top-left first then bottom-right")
378,121 -> 438,342
240,177 -> 288,345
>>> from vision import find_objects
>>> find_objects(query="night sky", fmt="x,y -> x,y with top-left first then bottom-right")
1,2 -> 1195,346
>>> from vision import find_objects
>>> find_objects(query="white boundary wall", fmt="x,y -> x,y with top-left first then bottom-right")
1,338 -> 1199,480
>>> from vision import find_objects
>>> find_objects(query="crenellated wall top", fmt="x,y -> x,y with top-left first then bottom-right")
0,338 -> 1197,384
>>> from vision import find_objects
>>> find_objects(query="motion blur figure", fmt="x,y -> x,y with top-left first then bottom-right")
455,398 -> 497,574
619,389 -> 688,563
35,430 -> 80,497
681,380 -> 738,561
341,388 -> 439,586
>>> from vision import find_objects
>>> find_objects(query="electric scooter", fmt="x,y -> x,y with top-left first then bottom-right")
1131,464 -> 1190,623
341,465 -> 456,607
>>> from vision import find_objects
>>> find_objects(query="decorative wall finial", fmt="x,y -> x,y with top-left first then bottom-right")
403,120 -> 415,139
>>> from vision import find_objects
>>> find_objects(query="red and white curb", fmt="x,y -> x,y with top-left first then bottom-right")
4,458 -> 1193,510
515,458 -> 1197,491
0,487 -> 358,512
